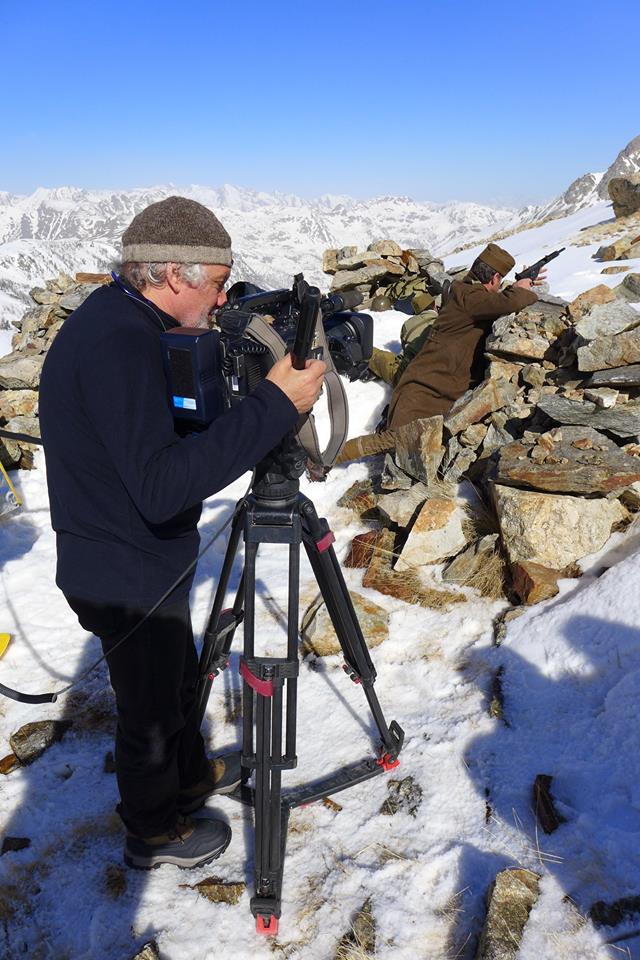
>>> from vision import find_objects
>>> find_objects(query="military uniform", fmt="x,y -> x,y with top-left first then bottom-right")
367,309 -> 439,386
388,277 -> 536,428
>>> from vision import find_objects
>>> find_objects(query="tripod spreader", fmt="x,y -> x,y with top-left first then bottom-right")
194,475 -> 405,936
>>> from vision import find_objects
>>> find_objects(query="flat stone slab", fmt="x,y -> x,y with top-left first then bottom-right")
394,415 -> 444,485
395,498 -> 468,570
0,352 -> 45,389
445,378 -> 517,435
573,300 -> 640,340
496,425 -> 640,494
578,326 -> 640,371
537,392 -> 640,438
586,363 -> 640,387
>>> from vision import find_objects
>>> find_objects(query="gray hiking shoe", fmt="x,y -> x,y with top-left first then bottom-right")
177,752 -> 243,815
124,815 -> 231,870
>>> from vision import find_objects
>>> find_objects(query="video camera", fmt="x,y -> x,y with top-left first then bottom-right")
160,273 -> 373,428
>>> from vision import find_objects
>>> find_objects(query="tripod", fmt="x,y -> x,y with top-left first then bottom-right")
195,439 -> 404,936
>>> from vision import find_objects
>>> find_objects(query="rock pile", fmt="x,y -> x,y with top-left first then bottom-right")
335,262 -> 640,607
608,173 -> 640,219
0,272 -> 107,468
323,239 -> 462,309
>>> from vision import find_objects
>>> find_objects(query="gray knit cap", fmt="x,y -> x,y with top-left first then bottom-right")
122,196 -> 233,266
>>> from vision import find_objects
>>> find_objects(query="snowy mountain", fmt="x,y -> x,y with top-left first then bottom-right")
0,136 -> 638,333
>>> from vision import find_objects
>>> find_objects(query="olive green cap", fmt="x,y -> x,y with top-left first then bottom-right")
477,243 -> 515,277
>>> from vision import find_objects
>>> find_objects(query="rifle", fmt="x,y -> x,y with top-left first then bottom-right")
515,247 -> 564,281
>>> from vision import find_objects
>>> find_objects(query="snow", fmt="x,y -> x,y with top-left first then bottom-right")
1,201 -> 640,959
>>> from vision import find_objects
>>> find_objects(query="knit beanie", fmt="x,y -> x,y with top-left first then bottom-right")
122,196 -> 233,266
477,242 -> 515,278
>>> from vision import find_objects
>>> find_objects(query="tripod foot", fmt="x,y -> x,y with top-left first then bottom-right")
256,914 -> 279,936
377,753 -> 400,772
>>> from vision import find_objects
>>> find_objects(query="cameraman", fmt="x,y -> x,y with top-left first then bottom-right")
39,196 -> 325,871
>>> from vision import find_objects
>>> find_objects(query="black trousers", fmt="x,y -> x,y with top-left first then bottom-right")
67,594 -> 210,838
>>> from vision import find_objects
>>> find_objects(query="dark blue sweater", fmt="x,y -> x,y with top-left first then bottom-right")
38,282 -> 298,606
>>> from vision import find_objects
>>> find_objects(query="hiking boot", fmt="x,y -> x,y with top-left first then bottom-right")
124,815 -> 231,870
177,752 -> 243,815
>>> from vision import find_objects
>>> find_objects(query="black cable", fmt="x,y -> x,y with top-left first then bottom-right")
0,472 -> 254,704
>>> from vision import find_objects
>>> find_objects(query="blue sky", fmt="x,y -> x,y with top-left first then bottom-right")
1,0 -> 638,206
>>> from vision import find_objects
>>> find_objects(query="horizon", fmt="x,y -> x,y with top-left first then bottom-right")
1,0 -> 639,206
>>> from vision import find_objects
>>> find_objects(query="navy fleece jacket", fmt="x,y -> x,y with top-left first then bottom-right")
39,282 -> 299,606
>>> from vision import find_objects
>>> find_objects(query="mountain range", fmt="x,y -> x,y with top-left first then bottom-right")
0,135 -> 638,330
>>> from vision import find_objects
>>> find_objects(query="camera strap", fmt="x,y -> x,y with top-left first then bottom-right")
244,312 -> 349,468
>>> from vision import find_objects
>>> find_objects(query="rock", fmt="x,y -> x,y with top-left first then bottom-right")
380,776 -> 423,817
331,263 -> 404,292
442,534 -> 499,584
129,942 -> 160,960
445,379 -> 518,435
323,249 -> 339,274
0,753 -> 20,775
601,265 -> 631,274
188,876 -> 246,905
573,300 -> 640,340
377,483 -> 430,527
336,898 -> 376,958
537,393 -> 640,438
533,774 -> 566,834
511,560 -> 576,605
301,592 -> 388,657
594,237 -> 638,261
441,445 -> 478,484
395,498 -> 468,570
476,869 -> 541,960
487,359 -> 522,381
493,485 -> 626,567
486,329 -> 552,362
577,326 -> 640,371
568,284 -> 616,319
586,363 -> 640,387
9,720 -> 72,764
337,245 -> 358,261
380,453 -> 413,490
590,895 -> 640,928
520,363 -> 546,388
367,239 -> 402,257
394,415 -> 444,485
609,173 -> 640,218
58,286 -> 101,313
583,387 -> 619,408
344,531 -> 383,568
480,422 -> 514,458
0,352 -> 45,389
362,528 -> 463,609
0,390 -> 38,420
1,837 -> 31,855
496,426 -> 640,494
459,423 -> 488,449
337,479 -> 378,515
617,272 -> 640,300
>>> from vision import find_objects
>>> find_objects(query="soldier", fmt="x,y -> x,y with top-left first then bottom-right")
336,243 -> 544,463
366,291 -> 438,387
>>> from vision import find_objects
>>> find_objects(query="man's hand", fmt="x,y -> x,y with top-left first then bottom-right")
514,266 -> 548,290
266,355 -> 327,413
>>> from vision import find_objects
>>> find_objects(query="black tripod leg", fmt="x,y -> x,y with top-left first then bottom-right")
299,495 -> 404,763
195,502 -> 246,731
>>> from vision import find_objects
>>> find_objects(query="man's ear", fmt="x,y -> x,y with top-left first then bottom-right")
165,263 -> 182,294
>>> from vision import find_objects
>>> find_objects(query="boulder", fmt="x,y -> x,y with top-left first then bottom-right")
0,390 -> 38,420
573,300 -> 640,340
511,560 -> 577,605
616,272 -> 640,300
586,363 -> 640,387
301,592 -> 389,658
395,498 -> 468,570
476,869 -> 541,960
567,284 -> 616,320
594,236 -> 639,261
537,393 -> 640,438
0,352 -> 45,389
609,173 -> 640,218
577,326 -> 640,371
330,262 -> 404,292
394,415 -> 444,485
444,379 -> 518,435
493,485 -> 626,567
495,426 -> 640,494
377,483 -> 430,527
601,265 -> 630,274
362,528 -> 463,608
367,239 -> 402,257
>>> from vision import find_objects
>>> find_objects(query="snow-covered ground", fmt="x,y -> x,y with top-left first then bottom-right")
1,202 -> 640,959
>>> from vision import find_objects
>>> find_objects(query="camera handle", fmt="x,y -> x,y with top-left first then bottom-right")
193,441 -> 404,936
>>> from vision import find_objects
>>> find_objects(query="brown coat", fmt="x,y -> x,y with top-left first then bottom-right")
388,276 -> 537,429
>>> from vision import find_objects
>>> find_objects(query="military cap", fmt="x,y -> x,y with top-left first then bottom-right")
477,243 -> 515,278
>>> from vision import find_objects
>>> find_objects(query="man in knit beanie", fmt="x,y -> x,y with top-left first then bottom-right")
39,196 -> 325,870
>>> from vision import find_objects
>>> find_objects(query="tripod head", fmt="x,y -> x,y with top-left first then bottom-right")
252,432 -> 307,504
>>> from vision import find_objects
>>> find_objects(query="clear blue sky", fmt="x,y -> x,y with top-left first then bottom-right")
1,0 -> 638,205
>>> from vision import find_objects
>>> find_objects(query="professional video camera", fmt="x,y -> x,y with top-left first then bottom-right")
218,273 -> 373,384
160,273 -> 364,469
